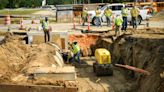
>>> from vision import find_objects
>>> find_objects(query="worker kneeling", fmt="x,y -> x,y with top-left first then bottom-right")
63,42 -> 81,64
71,42 -> 81,64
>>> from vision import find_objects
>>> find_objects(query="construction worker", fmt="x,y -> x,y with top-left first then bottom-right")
115,15 -> 123,36
42,17 -> 50,42
130,5 -> 140,29
82,7 -> 88,26
71,41 -> 81,64
104,7 -> 112,26
121,6 -> 128,32
95,7 -> 101,27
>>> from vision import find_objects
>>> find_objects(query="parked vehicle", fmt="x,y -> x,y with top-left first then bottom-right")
87,3 -> 149,25
41,5 -> 56,10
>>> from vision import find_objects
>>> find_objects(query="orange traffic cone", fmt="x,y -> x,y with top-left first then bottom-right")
4,15 -> 11,25
112,15 -> 115,31
73,17 -> 76,30
19,17 -> 25,30
87,15 -> 90,31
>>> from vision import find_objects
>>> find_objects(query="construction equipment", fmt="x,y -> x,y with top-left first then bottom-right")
93,48 -> 113,76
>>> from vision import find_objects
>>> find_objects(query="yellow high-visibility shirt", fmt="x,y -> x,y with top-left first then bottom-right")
130,8 -> 140,17
121,8 -> 128,17
72,44 -> 80,54
82,10 -> 88,17
42,20 -> 49,30
95,10 -> 101,17
104,9 -> 112,17
115,16 -> 123,26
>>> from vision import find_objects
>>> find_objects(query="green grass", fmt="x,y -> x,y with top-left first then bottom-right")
0,9 -> 40,15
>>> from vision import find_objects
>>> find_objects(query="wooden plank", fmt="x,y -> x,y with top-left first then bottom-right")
61,38 -> 65,49
0,84 -> 78,92
27,66 -> 76,81
27,66 -> 75,74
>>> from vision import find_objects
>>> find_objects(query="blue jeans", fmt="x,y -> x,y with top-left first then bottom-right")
96,17 -> 101,27
73,51 -> 81,64
132,17 -> 137,29
106,16 -> 111,26
121,17 -> 127,31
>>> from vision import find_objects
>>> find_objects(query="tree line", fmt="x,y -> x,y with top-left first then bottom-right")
0,0 -> 134,9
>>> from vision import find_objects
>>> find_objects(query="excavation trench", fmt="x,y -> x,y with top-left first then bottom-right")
69,28 -> 164,92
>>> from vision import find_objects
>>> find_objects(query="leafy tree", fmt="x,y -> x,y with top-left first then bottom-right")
0,0 -> 8,9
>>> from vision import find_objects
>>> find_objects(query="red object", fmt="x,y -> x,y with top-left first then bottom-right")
49,26 -> 52,31
112,15 -> 115,31
115,64 -> 151,75
4,15 -> 11,25
73,17 -> 76,30
87,15 -> 90,31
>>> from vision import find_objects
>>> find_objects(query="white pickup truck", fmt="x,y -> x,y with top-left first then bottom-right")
88,3 -> 149,25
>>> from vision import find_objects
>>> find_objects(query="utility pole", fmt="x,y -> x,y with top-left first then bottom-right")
42,0 -> 46,6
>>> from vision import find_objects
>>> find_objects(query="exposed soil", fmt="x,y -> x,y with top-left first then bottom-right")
0,27 -> 163,92
0,33 -> 62,84
88,28 -> 164,92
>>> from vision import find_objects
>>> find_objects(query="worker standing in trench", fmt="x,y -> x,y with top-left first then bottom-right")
82,8 -> 88,26
42,17 -> 51,42
121,6 -> 128,32
95,7 -> 102,27
130,5 -> 140,29
114,15 -> 123,36
104,7 -> 112,27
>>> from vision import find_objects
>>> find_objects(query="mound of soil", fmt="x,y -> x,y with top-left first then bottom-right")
0,33 -> 63,84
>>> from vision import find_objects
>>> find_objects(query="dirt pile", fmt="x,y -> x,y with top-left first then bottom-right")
92,28 -> 164,92
0,33 -> 30,83
0,33 -> 63,84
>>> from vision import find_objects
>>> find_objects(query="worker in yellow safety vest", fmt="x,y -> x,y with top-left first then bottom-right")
42,17 -> 50,42
130,5 -> 140,29
82,8 -> 88,26
115,15 -> 123,36
121,6 -> 128,32
71,41 -> 81,64
104,7 -> 112,26
95,7 -> 102,27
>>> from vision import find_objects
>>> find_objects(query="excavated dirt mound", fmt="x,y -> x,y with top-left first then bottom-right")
0,33 -> 62,84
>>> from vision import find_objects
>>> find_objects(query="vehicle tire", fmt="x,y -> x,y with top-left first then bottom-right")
137,16 -> 142,25
92,17 -> 100,26
93,62 -> 96,73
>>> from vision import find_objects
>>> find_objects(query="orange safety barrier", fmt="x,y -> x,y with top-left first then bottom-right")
4,15 -> 11,25
73,17 -> 76,30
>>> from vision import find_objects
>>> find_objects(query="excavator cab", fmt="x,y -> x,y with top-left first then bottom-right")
93,48 -> 113,76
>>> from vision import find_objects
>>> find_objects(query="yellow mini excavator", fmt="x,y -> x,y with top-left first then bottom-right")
93,48 -> 113,76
